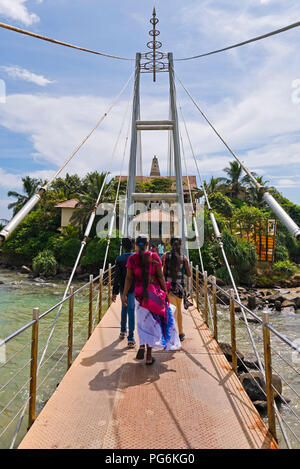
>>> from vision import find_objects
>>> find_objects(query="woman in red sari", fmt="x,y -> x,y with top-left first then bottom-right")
122,235 -> 180,365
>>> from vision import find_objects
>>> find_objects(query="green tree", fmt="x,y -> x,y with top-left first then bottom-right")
51,173 -> 84,199
223,161 -> 249,199
232,205 -> 267,241
8,176 -> 42,215
70,172 -> 112,228
208,192 -> 234,218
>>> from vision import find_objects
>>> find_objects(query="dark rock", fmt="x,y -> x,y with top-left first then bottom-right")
267,294 -> 285,304
216,292 -> 230,305
240,372 -> 282,402
243,354 -> 260,370
33,278 -> 45,283
0,280 -> 4,285
253,400 -> 268,415
274,300 -> 282,311
219,342 -> 244,365
239,315 -> 260,325
21,265 -> 31,274
215,277 -> 226,287
281,300 -> 296,309
247,295 -> 256,310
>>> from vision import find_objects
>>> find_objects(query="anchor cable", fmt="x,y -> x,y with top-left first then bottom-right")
176,20 -> 300,61
0,21 -> 133,61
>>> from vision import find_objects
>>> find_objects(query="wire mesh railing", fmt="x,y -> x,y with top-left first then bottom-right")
0,264 -> 115,449
191,265 -> 300,449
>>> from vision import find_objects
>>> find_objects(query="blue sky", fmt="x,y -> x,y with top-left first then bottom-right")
0,0 -> 300,220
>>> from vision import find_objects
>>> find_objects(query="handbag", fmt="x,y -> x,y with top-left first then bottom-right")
141,254 -> 167,316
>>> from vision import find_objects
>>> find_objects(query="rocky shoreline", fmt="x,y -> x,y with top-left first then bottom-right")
215,284 -> 300,315
219,342 -> 287,415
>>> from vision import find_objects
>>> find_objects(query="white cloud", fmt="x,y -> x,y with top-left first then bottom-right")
275,178 -> 299,188
1,66 -> 55,87
0,0 -> 39,26
0,168 -> 21,188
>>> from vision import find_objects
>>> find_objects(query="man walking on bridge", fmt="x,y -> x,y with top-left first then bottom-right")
112,238 -> 135,348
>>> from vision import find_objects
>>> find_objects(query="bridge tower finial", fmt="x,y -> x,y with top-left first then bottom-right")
140,8 -> 168,82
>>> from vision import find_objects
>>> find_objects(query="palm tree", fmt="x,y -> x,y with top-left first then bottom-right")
70,171 -> 113,228
7,176 -> 42,215
246,176 -> 273,208
194,176 -> 225,198
223,161 -> 247,198
205,176 -> 226,195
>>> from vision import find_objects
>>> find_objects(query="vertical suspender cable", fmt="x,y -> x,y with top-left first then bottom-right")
0,73 -> 134,243
9,76 -> 134,449
178,101 -> 265,375
178,82 -> 291,449
175,74 -> 300,241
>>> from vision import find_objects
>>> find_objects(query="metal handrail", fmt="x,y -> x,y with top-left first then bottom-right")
0,266 -> 113,348
192,266 -> 300,356
192,265 -> 299,448
0,263 -> 115,448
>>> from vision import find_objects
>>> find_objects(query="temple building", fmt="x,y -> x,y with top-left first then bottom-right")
116,156 -> 198,203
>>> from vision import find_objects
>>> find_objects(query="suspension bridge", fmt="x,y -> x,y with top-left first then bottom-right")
0,9 -> 300,450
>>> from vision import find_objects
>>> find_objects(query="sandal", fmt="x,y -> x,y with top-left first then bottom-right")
136,347 -> 145,360
146,357 -> 156,366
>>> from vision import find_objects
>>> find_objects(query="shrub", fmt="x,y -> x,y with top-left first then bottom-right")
33,250 -> 58,277
60,238 -> 82,267
215,266 -> 239,285
81,235 -> 121,271
273,260 -> 298,277
274,243 -> 289,262
208,192 -> 234,218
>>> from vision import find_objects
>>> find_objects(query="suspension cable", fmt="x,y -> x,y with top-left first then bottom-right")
9,91 -> 132,449
0,21 -> 133,61
178,101 -> 265,373
179,125 -> 214,323
178,99 -> 293,447
176,74 -> 300,240
176,20 -> 300,61
0,72 -> 134,243
101,103 -> 131,273
37,91 -> 132,372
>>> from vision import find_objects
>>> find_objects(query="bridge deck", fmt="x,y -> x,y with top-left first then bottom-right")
19,299 -> 277,449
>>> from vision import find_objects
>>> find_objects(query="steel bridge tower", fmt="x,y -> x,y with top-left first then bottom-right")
126,9 -> 188,256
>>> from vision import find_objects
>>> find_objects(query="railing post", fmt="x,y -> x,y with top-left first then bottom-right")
98,269 -> 103,323
88,274 -> 93,338
263,311 -> 277,441
108,263 -> 112,308
190,261 -> 193,299
28,307 -> 39,429
195,265 -> 199,310
204,270 -> 208,324
212,275 -> 218,341
230,289 -> 237,375
67,286 -> 74,370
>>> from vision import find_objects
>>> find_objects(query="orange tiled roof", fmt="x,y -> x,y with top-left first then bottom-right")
55,199 -> 81,209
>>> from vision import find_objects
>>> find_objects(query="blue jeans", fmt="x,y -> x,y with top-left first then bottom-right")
120,291 -> 135,343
